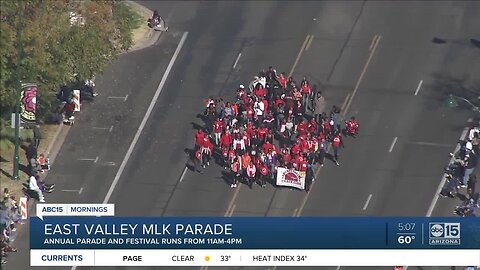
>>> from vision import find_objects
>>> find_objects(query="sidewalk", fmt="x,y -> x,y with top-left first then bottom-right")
438,118 -> 480,216
1,2 -> 163,268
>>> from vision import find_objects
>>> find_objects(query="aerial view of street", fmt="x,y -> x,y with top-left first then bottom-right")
1,1 -> 479,270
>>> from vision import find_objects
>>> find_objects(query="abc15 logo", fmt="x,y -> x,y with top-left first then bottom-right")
429,223 -> 460,238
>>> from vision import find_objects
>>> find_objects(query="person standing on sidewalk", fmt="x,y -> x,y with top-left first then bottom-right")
33,125 -> 42,149
467,175 -> 477,198
462,153 -> 477,188
28,175 -> 45,202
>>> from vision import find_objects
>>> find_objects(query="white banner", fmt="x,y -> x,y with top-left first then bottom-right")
276,167 -> 305,190
73,89 -> 81,111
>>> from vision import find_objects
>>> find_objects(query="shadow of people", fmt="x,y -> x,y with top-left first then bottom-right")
25,143 -> 37,160
432,37 -> 447,44
190,122 -> 205,132
470,38 -> 480,48
0,168 -> 13,179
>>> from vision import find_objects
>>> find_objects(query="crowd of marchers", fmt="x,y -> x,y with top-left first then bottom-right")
191,67 -> 359,190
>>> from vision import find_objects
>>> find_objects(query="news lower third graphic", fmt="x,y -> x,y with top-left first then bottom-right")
30,204 -> 480,266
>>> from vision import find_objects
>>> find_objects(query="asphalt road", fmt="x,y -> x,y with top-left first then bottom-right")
6,1 -> 480,270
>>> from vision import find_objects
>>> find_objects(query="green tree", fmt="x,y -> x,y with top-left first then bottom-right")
0,0 -> 142,123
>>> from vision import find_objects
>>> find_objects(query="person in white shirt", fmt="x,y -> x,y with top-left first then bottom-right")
29,176 -> 45,202
254,99 -> 265,124
84,76 -> 98,98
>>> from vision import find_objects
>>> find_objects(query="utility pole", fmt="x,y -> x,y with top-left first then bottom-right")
447,94 -> 480,112
13,2 -> 24,180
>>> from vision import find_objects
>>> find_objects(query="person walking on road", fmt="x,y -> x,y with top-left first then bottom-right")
331,132 -> 344,166
246,161 -> 257,188
230,157 -> 241,188
259,161 -> 269,188
312,92 -> 326,123
317,137 -> 327,167
193,147 -> 202,173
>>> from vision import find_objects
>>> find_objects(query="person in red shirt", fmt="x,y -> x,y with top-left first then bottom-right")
331,132 -> 344,166
299,155 -> 308,173
257,125 -> 268,143
300,138 -> 310,154
345,116 -> 359,137
220,131 -> 232,150
230,157 -> 241,188
300,76 -> 311,107
297,120 -> 308,136
273,96 -> 286,110
246,122 -> 256,138
291,143 -> 300,156
308,118 -> 318,134
254,85 -> 267,98
213,118 -> 223,145
262,140 -> 274,153
194,129 -> 205,147
200,135 -> 213,168
258,161 -> 269,188
245,105 -> 254,123
278,72 -> 287,90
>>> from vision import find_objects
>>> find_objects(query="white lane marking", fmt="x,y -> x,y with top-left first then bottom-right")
363,194 -> 373,210
408,141 -> 452,147
414,79 -> 423,96
336,266 -> 341,270
232,52 -> 242,69
78,158 -> 96,161
124,94 -> 129,102
289,35 -> 310,77
102,32 -> 189,205
92,127 -> 109,130
179,166 -> 188,182
426,126 -> 469,217
109,125 -> 114,132
305,35 -> 314,51
389,137 -> 398,152
78,187 -> 83,195
61,189 -> 81,192
344,34 -> 381,113
70,29 -> 188,270
108,96 -> 128,99
369,34 -> 379,51
94,156 -> 99,163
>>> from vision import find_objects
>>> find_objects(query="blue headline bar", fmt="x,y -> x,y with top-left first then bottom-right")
30,217 -> 480,249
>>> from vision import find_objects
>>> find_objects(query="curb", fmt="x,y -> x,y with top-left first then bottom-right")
124,1 -> 163,53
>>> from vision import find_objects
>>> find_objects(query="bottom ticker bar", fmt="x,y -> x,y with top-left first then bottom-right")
31,249 -> 480,267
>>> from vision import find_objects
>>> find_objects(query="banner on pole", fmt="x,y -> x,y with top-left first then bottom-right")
276,167 -> 305,189
73,90 -> 81,112
20,83 -> 38,123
